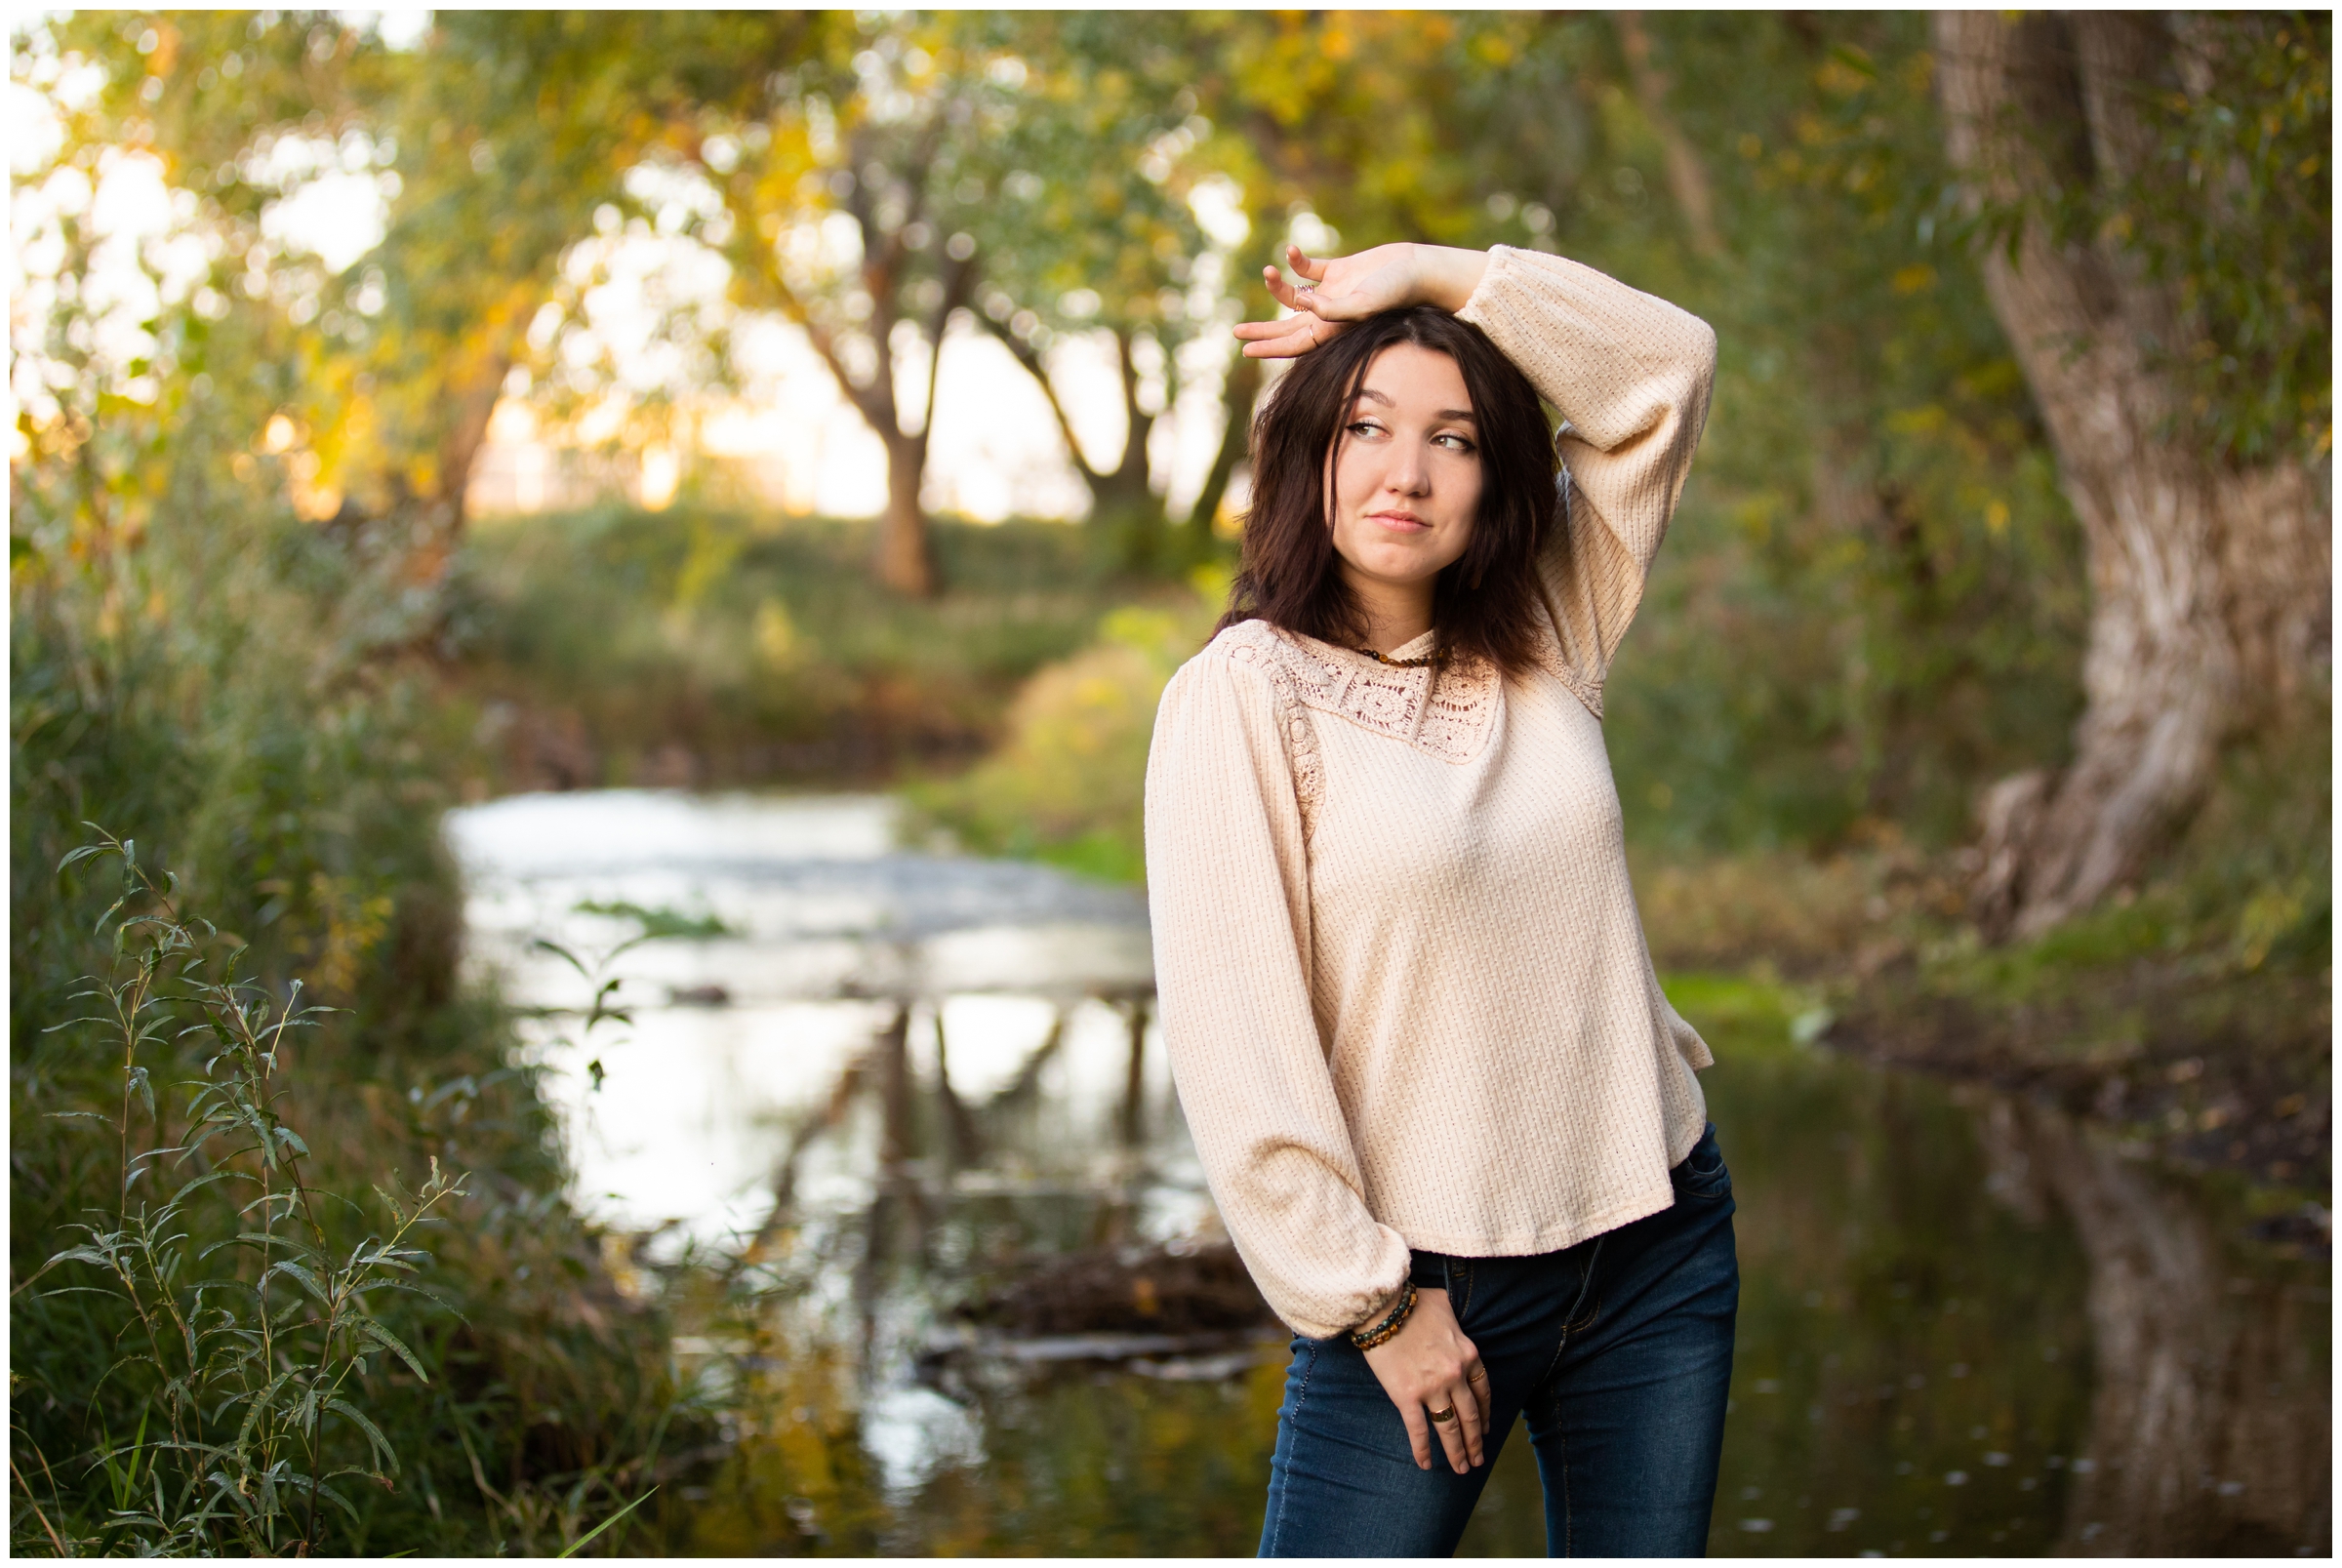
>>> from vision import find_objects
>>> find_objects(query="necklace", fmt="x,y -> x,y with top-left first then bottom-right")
1354,646 -> 1446,668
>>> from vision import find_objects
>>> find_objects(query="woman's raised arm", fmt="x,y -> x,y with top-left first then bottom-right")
1234,240 -> 1716,705
1457,246 -> 1716,701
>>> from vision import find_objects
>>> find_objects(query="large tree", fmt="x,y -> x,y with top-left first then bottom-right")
1935,12 -> 2331,936
958,13 -> 1218,568
682,15 -> 1009,597
345,14 -> 789,565
56,12 -> 796,579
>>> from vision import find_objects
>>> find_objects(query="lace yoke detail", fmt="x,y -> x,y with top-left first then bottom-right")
1214,625 -> 1328,832
1208,619 -> 1518,781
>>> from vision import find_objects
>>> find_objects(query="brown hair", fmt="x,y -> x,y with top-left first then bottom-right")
1218,306 -> 1558,675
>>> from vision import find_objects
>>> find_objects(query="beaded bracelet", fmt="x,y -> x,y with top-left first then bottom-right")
1348,1283 -> 1419,1351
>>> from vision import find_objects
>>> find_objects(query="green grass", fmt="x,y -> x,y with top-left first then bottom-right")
1662,971 -> 1835,1062
452,506 -> 1186,791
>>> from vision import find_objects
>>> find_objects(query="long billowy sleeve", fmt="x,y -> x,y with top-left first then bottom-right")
1143,650 -> 1411,1340
1457,245 -> 1717,710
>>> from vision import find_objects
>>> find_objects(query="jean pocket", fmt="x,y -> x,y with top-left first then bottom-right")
1678,1125 -> 1732,1200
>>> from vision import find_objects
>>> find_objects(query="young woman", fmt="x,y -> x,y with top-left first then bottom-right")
1144,240 -> 1735,1557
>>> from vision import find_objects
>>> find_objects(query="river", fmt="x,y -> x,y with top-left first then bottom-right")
445,789 -> 2329,1557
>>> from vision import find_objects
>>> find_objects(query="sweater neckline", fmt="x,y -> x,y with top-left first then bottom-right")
1220,621 -> 1501,767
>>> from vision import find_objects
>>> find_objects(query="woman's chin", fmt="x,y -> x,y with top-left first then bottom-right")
1347,553 -> 1453,589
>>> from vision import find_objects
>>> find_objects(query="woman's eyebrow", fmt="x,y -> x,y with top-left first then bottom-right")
1353,386 -> 1478,422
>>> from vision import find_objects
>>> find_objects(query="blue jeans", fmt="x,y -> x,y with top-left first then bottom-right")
1258,1124 -> 1739,1557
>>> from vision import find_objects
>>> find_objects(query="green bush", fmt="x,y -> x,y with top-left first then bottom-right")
11,472 -> 704,1554
909,584 -> 1224,883
20,832 -> 472,1554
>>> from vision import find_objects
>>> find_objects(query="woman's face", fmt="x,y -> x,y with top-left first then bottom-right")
1325,342 -> 1482,601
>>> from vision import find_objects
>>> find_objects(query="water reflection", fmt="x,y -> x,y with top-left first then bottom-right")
444,790 -> 1163,1244
1976,1100 -> 2330,1555
443,790 -> 2328,1557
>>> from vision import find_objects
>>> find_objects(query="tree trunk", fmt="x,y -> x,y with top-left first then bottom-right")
1088,353 -> 1160,523
399,287 -> 538,586
1084,329 -> 1167,572
1186,349 -> 1262,550
2213,458 -> 2332,708
426,345 -> 509,535
1615,11 -> 1723,260
1934,12 -> 2326,939
875,431 -> 937,598
984,317 -> 1170,569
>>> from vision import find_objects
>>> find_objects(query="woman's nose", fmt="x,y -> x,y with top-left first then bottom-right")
1386,446 -> 1431,496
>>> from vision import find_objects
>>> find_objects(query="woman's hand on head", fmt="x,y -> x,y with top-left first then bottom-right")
1234,242 -> 1491,360
1360,1286 -> 1490,1474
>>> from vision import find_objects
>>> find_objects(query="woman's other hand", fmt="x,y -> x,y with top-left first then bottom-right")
1234,242 -> 1491,359
1360,1286 -> 1489,1473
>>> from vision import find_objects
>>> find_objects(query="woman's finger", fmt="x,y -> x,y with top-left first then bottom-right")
1261,263 -> 1313,314
1457,1375 -> 1486,1467
1234,317 -> 1345,360
1428,1393 -> 1472,1474
1284,243 -> 1329,284
1232,323 -> 1308,357
1399,1404 -> 1434,1471
1232,316 -> 1307,342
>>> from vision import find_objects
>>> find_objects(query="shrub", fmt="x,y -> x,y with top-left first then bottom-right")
909,586 -> 1223,883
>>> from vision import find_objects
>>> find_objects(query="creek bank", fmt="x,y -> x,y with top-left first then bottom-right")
1825,958 -> 2330,1209
1635,846 -> 2329,1204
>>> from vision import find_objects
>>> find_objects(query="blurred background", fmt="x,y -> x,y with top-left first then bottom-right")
10,11 -> 2328,1557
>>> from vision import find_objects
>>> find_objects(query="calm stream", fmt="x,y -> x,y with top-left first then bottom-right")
445,790 -> 2328,1557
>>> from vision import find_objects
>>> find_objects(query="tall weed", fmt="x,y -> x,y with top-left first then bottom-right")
12,406 -> 707,1558
17,833 -> 464,1554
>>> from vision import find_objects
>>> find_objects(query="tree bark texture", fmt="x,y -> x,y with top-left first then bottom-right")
876,433 -> 938,600
1094,330 -> 1164,507
1934,12 -> 2331,938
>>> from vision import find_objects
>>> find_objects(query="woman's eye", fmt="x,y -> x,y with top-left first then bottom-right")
1434,433 -> 1477,453
1348,421 -> 1386,438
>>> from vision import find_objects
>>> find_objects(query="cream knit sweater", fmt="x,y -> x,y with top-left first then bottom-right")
1143,246 -> 1719,1341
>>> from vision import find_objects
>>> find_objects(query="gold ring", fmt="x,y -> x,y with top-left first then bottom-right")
1468,1367 -> 1489,1384
1429,1405 -> 1458,1424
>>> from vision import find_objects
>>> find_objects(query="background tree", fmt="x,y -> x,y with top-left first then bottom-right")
340,13 -> 791,570
684,14 -> 1007,597
957,13 -> 1218,569
1588,14 -> 2090,851
58,12 -> 801,581
1935,11 -> 2331,935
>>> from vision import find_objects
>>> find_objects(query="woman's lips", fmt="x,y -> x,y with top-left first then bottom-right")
1366,511 -> 1431,533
